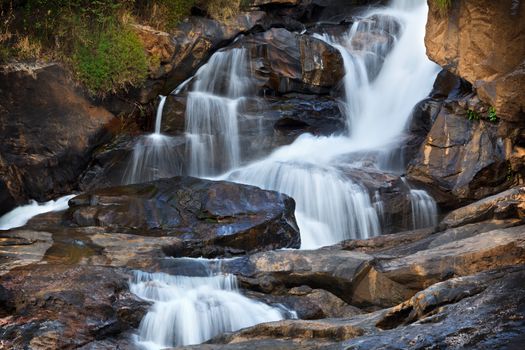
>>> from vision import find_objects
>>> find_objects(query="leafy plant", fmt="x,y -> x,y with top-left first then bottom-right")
435,0 -> 452,13
73,24 -> 148,94
487,106 -> 499,122
467,109 -> 481,121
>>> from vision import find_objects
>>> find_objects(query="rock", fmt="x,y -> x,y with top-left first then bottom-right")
441,187 -> 525,229
176,266 -> 525,349
425,0 -> 525,122
0,264 -> 148,349
343,266 -> 525,349
376,225 -> 525,291
407,103 -> 515,208
222,247 -> 412,308
0,230 -> 53,275
249,286 -> 363,320
0,64 -> 115,215
68,176 -> 300,257
233,28 -> 344,95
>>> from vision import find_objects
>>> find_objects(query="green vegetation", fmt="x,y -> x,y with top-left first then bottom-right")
0,0 -> 245,93
435,0 -> 452,12
467,109 -> 481,121
74,25 -> 148,93
467,106 -> 499,123
488,106 -> 499,122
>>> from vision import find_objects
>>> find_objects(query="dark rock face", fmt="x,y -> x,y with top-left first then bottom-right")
0,64 -> 115,215
407,102 -> 515,208
68,176 -> 300,257
0,264 -> 148,349
234,28 -> 344,95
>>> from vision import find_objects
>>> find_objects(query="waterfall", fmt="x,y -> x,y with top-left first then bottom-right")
0,194 -> 75,230
219,0 -> 440,247
154,95 -> 167,135
409,189 -> 438,229
185,48 -> 251,177
130,265 -> 291,349
123,96 -> 183,185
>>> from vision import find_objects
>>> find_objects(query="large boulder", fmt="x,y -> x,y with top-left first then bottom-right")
407,101 -> 516,208
0,264 -> 148,349
0,64 -> 115,216
67,176 -> 300,257
425,0 -> 525,122
440,187 -> 525,229
233,28 -> 345,95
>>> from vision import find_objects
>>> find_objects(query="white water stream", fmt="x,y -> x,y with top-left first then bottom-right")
130,262 -> 292,349
185,48 -> 253,177
220,0 -> 440,248
0,194 -> 75,230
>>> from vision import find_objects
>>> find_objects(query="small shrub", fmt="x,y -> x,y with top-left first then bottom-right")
487,106 -> 498,122
201,0 -> 241,22
73,25 -> 148,94
435,0 -> 452,13
133,0 -> 195,30
467,109 -> 480,121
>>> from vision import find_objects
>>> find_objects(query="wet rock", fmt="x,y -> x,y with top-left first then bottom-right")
0,230 -> 53,275
342,266 -> 525,349
440,187 -> 525,229
426,0 -> 525,122
249,286 -> 363,320
233,28 -> 344,95
376,225 -> 525,291
0,64 -> 115,215
223,247 -> 411,308
68,176 -> 300,257
177,266 -> 525,350
0,264 -> 148,349
407,103 -> 515,208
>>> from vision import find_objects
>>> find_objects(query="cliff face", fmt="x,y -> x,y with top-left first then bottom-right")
425,0 -> 525,122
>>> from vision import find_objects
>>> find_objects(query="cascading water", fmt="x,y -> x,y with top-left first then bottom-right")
222,0 -> 440,248
0,194 -> 75,230
123,95 -> 183,184
130,261 -> 292,349
185,48 -> 251,177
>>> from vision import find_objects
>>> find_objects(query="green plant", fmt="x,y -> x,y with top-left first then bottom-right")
435,0 -> 452,13
487,106 -> 499,122
73,25 -> 148,94
467,109 -> 481,121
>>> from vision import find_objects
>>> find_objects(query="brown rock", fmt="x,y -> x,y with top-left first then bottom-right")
407,105 -> 514,207
233,28 -> 344,94
0,64 -> 115,215
68,176 -> 300,257
0,264 -> 148,349
440,187 -> 525,229
376,225 -> 525,291
425,0 -> 525,121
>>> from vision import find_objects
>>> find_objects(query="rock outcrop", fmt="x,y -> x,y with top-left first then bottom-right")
0,64 -> 115,216
68,176 -> 300,256
425,0 -> 525,122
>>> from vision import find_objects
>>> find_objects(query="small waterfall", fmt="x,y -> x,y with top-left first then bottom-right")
372,191 -> 385,227
0,194 -> 75,230
123,96 -> 183,185
408,189 -> 438,229
131,267 -> 290,349
401,177 -> 438,229
154,95 -> 167,134
185,48 -> 251,177
228,157 -> 380,249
